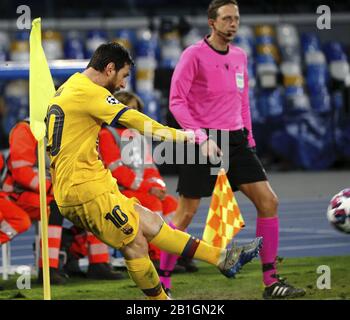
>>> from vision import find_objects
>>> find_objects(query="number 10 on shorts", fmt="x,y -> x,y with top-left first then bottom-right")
105,205 -> 129,228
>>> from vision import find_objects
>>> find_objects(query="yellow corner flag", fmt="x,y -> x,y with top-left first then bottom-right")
202,169 -> 245,248
29,17 -> 55,300
30,18 -> 55,140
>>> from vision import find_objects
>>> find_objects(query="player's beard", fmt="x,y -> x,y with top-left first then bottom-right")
106,82 -> 119,94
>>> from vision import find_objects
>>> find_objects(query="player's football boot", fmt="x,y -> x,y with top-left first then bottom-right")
263,274 -> 306,299
218,237 -> 263,278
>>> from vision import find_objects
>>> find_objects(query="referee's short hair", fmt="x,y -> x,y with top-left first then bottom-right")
87,42 -> 134,72
208,0 -> 238,20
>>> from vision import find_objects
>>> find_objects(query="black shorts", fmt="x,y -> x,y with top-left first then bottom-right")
176,128 -> 267,198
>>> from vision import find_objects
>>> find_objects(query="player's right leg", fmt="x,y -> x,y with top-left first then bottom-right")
135,204 -> 263,280
119,225 -> 170,300
119,204 -> 261,300
58,190 -> 171,300
59,189 -> 261,300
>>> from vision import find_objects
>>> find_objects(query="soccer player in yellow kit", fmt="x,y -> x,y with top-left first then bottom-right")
46,42 -> 262,300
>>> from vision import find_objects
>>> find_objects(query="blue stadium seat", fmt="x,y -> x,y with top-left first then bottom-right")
277,24 -> 299,48
3,80 -> 29,135
137,91 -> 161,123
323,42 -> 347,62
10,31 -> 30,62
255,54 -> 279,88
301,33 -> 321,54
335,122 -> 350,158
182,28 -> 202,49
284,86 -> 311,114
64,31 -> 85,59
234,25 -> 255,58
42,30 -> 64,60
306,62 -> 328,89
255,35 -> 274,46
0,32 -> 9,62
134,29 -> 158,93
309,86 -> 331,114
113,29 -> 136,90
13,30 -> 30,41
271,112 -> 336,169
257,88 -> 284,121
114,29 -> 136,52
135,29 -> 158,58
85,30 -> 108,58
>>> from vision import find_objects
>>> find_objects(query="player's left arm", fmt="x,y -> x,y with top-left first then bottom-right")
90,92 -> 193,143
241,53 -> 256,148
117,108 -> 193,143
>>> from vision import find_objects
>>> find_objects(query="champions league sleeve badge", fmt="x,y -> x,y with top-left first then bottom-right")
106,95 -> 119,105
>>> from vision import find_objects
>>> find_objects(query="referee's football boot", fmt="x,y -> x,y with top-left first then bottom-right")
263,274 -> 306,299
218,237 -> 263,278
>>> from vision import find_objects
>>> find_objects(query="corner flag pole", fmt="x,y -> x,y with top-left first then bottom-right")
29,18 -> 55,300
37,139 -> 51,300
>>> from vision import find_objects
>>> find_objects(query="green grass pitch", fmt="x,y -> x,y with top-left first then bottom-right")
0,256 -> 349,300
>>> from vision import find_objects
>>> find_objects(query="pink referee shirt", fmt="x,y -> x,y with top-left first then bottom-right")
169,38 -> 256,147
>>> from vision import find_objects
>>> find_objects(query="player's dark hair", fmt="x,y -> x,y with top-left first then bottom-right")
87,42 -> 134,72
208,0 -> 238,20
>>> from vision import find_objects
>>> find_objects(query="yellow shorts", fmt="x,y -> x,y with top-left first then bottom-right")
59,185 -> 140,249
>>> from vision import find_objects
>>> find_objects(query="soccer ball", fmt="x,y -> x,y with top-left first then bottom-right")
327,188 -> 350,234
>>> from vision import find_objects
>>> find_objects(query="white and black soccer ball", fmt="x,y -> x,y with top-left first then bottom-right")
327,188 -> 350,234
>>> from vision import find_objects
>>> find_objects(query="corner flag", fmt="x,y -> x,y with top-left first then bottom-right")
29,17 -> 55,300
202,169 -> 245,248
29,18 -> 55,140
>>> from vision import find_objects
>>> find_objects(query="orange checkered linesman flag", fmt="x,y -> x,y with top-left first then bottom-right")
202,169 -> 245,248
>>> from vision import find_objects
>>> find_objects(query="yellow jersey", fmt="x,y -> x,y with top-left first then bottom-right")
47,72 -> 185,206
